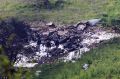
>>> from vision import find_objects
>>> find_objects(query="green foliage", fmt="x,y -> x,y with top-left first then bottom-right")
32,38 -> 120,79
0,46 -> 32,79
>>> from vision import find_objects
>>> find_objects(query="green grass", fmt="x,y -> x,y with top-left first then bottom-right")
1,1 -> 120,79
32,38 -> 120,79
0,0 -> 120,25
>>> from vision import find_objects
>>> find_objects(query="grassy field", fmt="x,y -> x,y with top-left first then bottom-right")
0,0 -> 120,24
32,38 -> 120,79
1,0 -> 120,79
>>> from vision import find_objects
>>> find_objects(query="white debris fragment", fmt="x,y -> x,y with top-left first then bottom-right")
36,51 -> 47,57
77,24 -> 86,31
58,44 -> 64,49
71,60 -> 76,63
35,70 -> 41,76
82,38 -> 97,46
39,45 -> 47,56
46,22 -> 56,28
14,62 -> 38,68
64,51 -> 75,62
46,22 -> 53,26
88,19 -> 101,26
64,47 -> 90,62
14,54 -> 38,68
50,41 -> 55,46
80,47 -> 90,53
29,41 -> 37,47
83,63 -> 89,70
34,44 -> 48,60
24,41 -> 37,48
40,44 -> 47,52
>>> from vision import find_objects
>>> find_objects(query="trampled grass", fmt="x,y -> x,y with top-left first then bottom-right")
33,38 -> 120,79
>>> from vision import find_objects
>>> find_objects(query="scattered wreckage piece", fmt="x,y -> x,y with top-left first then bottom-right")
87,19 -> 101,26
46,22 -> 56,28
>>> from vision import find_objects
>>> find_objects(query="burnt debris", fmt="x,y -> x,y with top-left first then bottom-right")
0,18 -> 102,65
